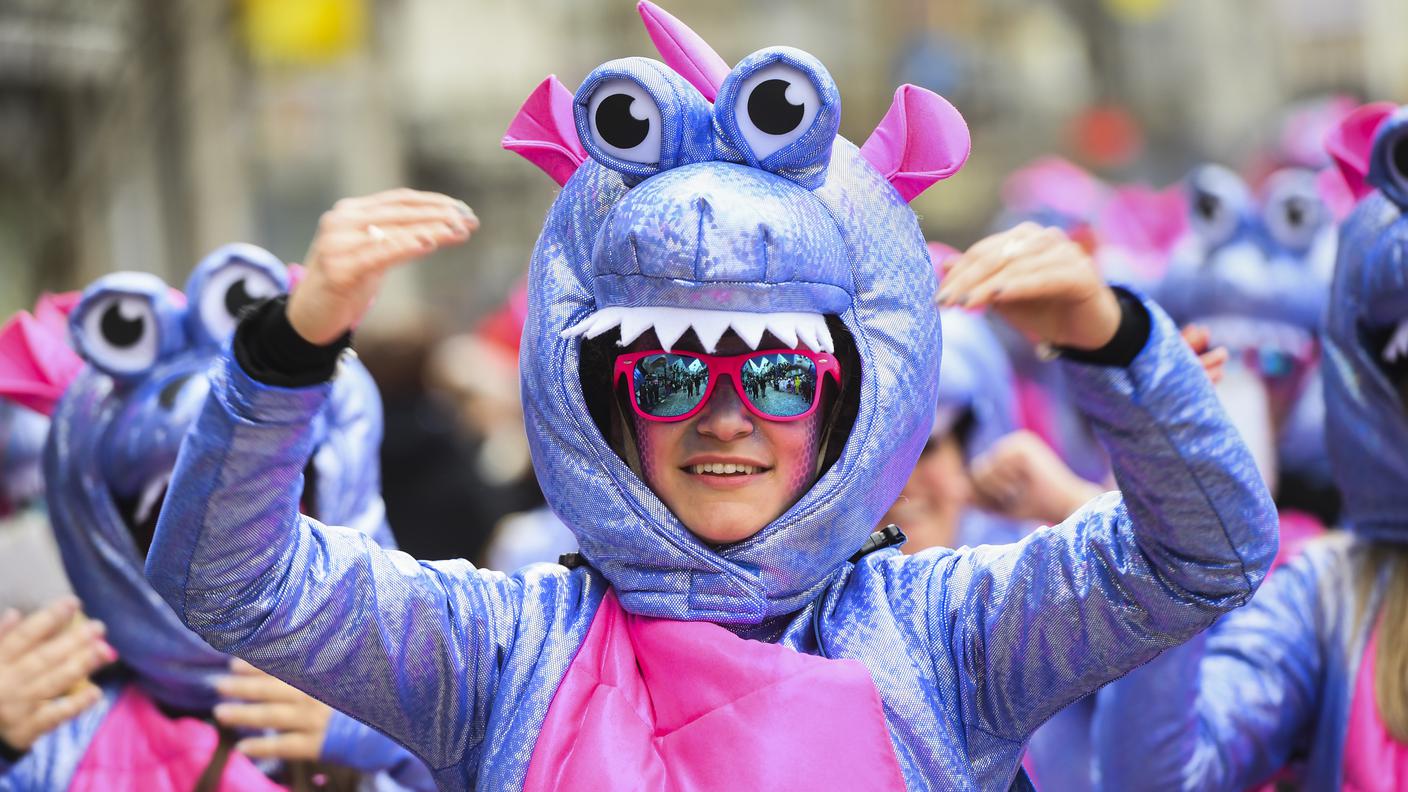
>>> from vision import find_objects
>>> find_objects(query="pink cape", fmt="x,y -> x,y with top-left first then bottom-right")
523,590 -> 905,791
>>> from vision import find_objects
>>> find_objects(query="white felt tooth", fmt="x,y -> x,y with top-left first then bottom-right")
1386,320 -> 1408,363
795,319 -> 821,352
652,312 -> 692,352
764,316 -> 800,349
692,312 -> 732,353
617,311 -> 653,346
815,320 -> 835,353
730,314 -> 767,350
587,309 -> 626,339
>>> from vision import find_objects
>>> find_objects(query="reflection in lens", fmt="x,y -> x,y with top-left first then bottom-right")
633,354 -> 708,417
740,352 -> 817,417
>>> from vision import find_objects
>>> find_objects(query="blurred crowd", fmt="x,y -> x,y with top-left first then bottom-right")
1,0 -> 1407,789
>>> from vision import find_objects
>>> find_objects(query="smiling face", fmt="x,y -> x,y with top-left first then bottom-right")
622,332 -> 829,545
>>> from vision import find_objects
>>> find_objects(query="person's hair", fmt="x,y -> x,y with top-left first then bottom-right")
1353,540 -> 1408,741
576,317 -> 861,477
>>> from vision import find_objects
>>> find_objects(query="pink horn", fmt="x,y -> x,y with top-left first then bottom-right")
637,1 -> 729,101
1323,101 -> 1397,216
501,75 -> 587,187
860,84 -> 971,203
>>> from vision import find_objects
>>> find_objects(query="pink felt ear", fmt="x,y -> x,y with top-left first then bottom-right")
0,310 -> 82,416
33,291 -> 80,337
860,85 -> 971,203
1325,101 -> 1397,208
501,76 -> 587,187
637,1 -> 730,102
1001,158 -> 1105,220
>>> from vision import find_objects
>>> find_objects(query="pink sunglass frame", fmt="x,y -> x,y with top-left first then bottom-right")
613,348 -> 841,423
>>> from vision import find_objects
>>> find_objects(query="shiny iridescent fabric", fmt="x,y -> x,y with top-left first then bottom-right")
147,5 -> 1275,790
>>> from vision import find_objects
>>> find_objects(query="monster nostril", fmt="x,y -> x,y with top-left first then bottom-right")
158,374 -> 194,410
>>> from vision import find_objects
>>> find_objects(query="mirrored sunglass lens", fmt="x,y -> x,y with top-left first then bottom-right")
632,354 -> 708,417
739,353 -> 818,417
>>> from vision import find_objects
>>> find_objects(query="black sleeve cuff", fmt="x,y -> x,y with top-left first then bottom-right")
0,735 -> 24,764
1056,287 -> 1151,368
232,295 -> 351,388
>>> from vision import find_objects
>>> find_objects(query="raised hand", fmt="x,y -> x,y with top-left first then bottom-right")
287,189 -> 478,345
213,658 -> 333,761
0,598 -> 116,752
970,430 -> 1105,526
1180,324 -> 1230,385
936,222 -> 1122,352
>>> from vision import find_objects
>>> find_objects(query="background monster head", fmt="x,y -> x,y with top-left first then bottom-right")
34,244 -> 390,710
1324,104 -> 1408,539
507,1 -> 970,624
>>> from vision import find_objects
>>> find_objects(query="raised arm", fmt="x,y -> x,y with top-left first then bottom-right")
926,223 -> 1277,741
145,190 -> 523,774
1091,539 -> 1333,791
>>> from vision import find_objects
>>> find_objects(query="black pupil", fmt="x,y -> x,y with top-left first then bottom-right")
747,78 -> 806,136
1285,199 -> 1306,228
1392,135 -> 1408,183
224,277 -> 258,317
595,94 -> 650,150
99,302 -> 144,349
1195,193 -> 1220,222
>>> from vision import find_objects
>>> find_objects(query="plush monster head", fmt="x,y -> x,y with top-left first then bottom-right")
0,245 -> 390,710
505,1 -> 970,625
1324,104 -> 1408,539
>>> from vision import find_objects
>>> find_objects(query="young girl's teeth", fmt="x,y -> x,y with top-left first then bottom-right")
691,463 -> 759,475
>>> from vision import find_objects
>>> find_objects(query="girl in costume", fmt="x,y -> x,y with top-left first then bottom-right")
0,248 -> 433,790
1093,103 -> 1408,791
147,3 -> 1274,789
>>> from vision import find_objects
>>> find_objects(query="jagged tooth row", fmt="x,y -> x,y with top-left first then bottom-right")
1383,318 -> 1408,363
562,307 -> 836,353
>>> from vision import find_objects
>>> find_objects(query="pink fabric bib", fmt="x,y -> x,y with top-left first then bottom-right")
1342,625 -> 1408,791
69,685 -> 286,792
523,590 -> 906,791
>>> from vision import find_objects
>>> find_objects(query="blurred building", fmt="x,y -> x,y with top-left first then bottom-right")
1,0 -> 1405,320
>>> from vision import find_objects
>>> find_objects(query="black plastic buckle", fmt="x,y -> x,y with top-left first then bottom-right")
848,524 -> 906,563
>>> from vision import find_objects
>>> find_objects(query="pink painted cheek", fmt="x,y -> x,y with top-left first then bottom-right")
780,413 -> 824,503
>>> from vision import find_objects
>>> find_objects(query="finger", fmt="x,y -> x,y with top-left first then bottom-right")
0,598 -> 80,663
940,226 -> 1066,306
12,683 -> 103,748
353,222 -> 471,272
213,702 -> 312,731
25,640 -> 114,700
958,247 -> 1080,309
15,619 -> 109,681
214,673 -> 306,703
0,609 -> 20,641
235,732 -> 321,761
338,205 -> 478,234
334,189 -> 473,215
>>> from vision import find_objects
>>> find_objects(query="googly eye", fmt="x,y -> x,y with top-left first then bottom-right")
1261,169 -> 1325,251
1187,165 -> 1247,249
587,79 -> 663,165
1369,120 -> 1408,211
79,294 -> 160,375
197,262 -> 281,341
733,63 -> 822,161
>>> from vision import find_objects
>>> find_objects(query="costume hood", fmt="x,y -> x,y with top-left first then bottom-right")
1,245 -> 389,709
510,1 -> 969,624
1324,104 -> 1408,540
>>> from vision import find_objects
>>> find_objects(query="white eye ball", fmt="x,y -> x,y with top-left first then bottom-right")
81,295 -> 159,375
733,63 -> 821,161
1261,169 -> 1325,252
1187,166 -> 1245,249
587,79 -> 662,164
198,262 -> 281,341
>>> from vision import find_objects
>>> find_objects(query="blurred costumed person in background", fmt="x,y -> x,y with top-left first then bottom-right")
0,248 -> 434,790
1094,102 -> 1408,791
145,4 -> 1274,789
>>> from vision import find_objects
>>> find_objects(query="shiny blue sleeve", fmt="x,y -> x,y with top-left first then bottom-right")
1091,542 -> 1328,791
145,354 -> 524,776
321,711 -> 437,791
923,296 -> 1277,741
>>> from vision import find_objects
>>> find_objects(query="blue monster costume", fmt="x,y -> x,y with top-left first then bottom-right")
1156,163 -> 1336,501
0,246 -> 431,790
0,402 -> 47,516
146,4 -> 1274,789
1093,104 -> 1408,790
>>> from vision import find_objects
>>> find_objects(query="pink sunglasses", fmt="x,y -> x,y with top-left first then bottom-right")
614,348 -> 841,423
